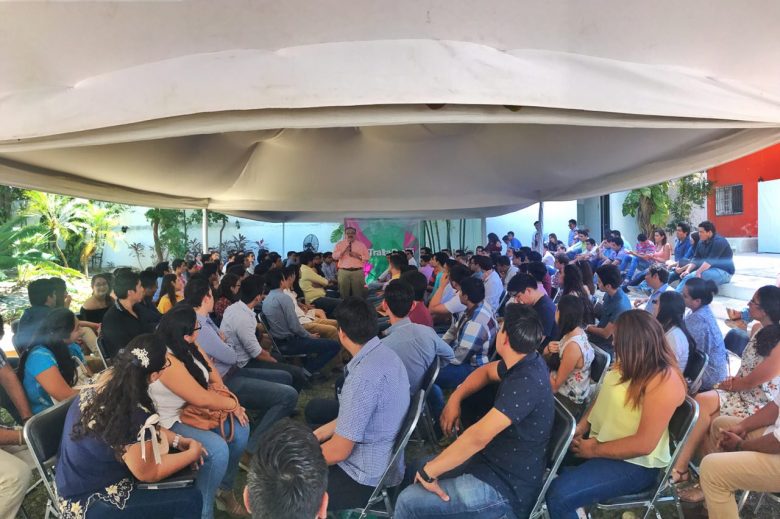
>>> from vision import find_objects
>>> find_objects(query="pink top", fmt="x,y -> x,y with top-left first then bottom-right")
333,239 -> 369,269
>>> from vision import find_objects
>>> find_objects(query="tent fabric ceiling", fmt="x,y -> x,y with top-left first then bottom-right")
1,1 -> 780,221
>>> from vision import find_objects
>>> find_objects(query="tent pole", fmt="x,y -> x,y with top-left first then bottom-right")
538,200 -> 545,254
201,209 -> 209,254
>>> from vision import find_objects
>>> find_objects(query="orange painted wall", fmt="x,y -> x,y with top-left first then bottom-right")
707,143 -> 780,237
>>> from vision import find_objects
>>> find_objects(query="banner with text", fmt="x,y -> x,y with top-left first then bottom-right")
345,218 -> 420,284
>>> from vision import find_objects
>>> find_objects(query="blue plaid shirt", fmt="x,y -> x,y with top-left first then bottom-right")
443,302 -> 497,367
336,337 -> 410,487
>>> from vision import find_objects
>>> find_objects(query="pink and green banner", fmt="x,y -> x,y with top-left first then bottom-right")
345,218 -> 420,283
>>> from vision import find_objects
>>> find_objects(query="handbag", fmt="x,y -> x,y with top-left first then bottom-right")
180,384 -> 239,442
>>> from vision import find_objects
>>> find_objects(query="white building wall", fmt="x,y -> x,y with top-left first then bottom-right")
102,206 -> 340,269
486,201 -> 577,248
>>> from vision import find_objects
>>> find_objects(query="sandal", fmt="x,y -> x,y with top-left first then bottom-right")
678,483 -> 705,503
671,468 -> 690,484
216,489 -> 250,517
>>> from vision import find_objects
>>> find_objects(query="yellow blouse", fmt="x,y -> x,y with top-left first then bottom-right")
587,370 -> 671,468
156,294 -> 183,315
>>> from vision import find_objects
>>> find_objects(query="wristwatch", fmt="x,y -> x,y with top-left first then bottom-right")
418,465 -> 436,483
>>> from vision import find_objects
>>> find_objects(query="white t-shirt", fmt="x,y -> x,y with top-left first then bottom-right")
149,351 -> 209,428
284,288 -> 316,323
665,326 -> 689,372
441,284 -> 467,315
483,270 -> 504,313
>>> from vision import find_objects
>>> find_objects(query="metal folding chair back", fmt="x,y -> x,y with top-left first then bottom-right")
684,349 -> 709,395
595,395 -> 699,519
528,396 -> 577,518
417,358 -> 441,446
586,344 -> 611,406
23,396 -> 77,518
258,310 -> 306,359
355,390 -> 425,519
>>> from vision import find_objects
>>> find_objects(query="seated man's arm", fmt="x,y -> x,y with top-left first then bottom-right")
321,434 -> 355,465
235,313 -> 264,360
425,407 -> 512,480
0,362 -> 32,421
587,321 -> 615,339
322,376 -> 379,465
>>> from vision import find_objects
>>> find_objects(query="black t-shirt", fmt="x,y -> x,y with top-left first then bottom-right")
100,301 -> 144,359
534,295 -> 560,349
460,352 -> 554,516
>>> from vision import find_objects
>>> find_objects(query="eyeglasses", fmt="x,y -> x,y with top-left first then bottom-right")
193,324 -> 202,332
748,299 -> 762,308
162,358 -> 172,370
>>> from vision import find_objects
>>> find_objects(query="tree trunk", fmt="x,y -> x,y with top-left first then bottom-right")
445,220 -> 452,251
54,240 -> 69,268
219,218 -> 227,253
152,220 -> 164,263
638,196 -> 655,237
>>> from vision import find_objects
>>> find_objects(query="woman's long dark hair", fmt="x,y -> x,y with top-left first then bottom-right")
558,294 -> 585,337
753,285 -> 780,357
562,264 -> 595,324
217,273 -> 240,303
160,273 -> 178,307
654,228 -> 668,246
72,334 -> 166,458
656,291 -> 697,357
18,308 -> 78,386
575,259 -> 596,296
155,305 -> 211,388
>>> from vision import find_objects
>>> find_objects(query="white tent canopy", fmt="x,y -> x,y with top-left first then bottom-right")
1,0 -> 780,221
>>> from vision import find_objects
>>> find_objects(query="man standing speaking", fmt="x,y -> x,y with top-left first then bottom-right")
333,226 -> 369,298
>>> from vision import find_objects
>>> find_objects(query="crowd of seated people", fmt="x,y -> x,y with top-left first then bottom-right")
6,219 -> 779,519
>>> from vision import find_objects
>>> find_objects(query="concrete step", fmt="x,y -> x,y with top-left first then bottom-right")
718,274 -> 769,301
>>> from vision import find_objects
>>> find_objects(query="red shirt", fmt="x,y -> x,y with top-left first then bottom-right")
407,301 -> 433,327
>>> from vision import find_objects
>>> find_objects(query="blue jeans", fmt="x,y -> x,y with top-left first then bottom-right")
625,257 -> 650,282
170,418 -> 249,519
276,335 -> 341,373
224,368 -> 298,453
395,473 -> 515,519
427,363 -> 475,424
545,458 -> 660,519
675,267 -> 733,293
85,485 -> 202,518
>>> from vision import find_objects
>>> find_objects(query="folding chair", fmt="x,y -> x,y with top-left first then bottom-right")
257,311 -> 307,361
23,396 -> 77,519
594,395 -> 699,519
738,490 -> 780,515
350,390 -> 425,519
528,396 -> 577,518
0,384 -> 42,519
416,359 -> 440,447
586,344 -> 611,405
683,349 -> 709,395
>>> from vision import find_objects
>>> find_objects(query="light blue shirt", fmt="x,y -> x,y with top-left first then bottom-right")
685,305 -> 728,391
644,284 -> 672,316
262,290 -> 312,340
197,313 -> 238,377
382,318 -> 454,394
23,344 -> 84,414
336,337 -> 410,487
220,301 -> 263,368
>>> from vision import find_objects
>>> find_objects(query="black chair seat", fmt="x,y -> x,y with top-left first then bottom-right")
599,487 -> 655,506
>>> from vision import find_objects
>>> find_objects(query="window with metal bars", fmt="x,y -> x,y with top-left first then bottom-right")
715,184 -> 743,216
